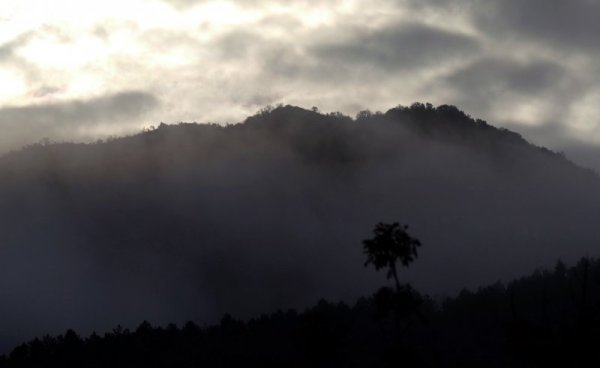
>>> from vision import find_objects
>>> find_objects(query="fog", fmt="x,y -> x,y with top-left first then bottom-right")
0,103 -> 598,351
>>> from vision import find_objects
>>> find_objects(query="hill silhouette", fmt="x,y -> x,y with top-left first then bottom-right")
2,257 -> 599,367
0,103 -> 599,351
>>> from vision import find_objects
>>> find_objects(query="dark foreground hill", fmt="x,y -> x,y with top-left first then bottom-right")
2,258 -> 599,367
0,103 -> 599,350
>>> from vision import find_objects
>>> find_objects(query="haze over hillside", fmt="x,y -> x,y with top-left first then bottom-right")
0,103 -> 599,351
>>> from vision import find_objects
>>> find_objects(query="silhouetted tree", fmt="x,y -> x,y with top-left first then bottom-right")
363,222 -> 421,292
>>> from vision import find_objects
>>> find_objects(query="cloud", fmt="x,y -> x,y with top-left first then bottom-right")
434,57 -> 568,115
162,0 -> 203,9
0,32 -> 33,62
210,29 -> 264,60
1,0 -> 600,170
310,22 -> 479,73
30,85 -> 64,99
472,0 -> 600,54
162,0 -> 335,10
0,91 -> 158,151
446,58 -> 565,96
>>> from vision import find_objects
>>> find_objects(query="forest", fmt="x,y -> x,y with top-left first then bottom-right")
1,231 -> 598,367
0,103 -> 599,365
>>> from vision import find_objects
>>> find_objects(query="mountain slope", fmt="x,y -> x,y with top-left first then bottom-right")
0,103 -> 598,351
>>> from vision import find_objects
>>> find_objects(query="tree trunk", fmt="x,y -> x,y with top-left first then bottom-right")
390,262 -> 401,293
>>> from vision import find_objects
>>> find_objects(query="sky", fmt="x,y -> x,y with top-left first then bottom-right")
0,0 -> 599,168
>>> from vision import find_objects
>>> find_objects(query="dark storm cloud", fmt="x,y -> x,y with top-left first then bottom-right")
311,22 -> 479,72
0,91 -> 158,151
472,0 -> 600,53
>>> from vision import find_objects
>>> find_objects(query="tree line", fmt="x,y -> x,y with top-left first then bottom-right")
2,223 -> 600,367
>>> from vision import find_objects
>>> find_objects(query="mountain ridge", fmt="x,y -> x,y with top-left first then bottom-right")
0,103 -> 598,352
1,103 -> 591,181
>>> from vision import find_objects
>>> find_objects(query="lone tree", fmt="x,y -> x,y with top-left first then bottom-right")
363,222 -> 421,292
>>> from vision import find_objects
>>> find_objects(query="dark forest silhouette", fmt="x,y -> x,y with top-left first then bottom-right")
2,241 -> 599,367
1,103 -> 600,356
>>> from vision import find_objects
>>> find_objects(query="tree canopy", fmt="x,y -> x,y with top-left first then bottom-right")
363,222 -> 421,291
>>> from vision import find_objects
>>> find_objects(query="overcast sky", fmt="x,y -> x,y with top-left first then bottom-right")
0,0 -> 599,168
